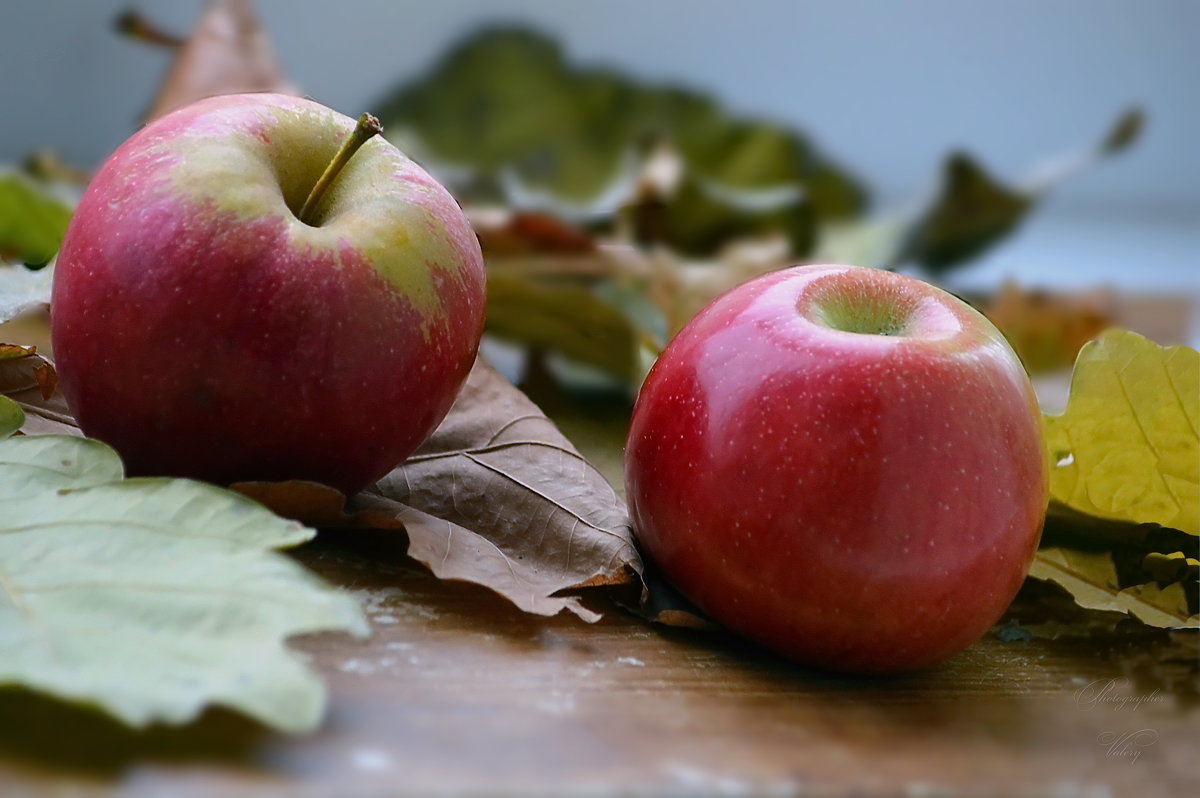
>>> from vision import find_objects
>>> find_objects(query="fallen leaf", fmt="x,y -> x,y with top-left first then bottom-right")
0,431 -> 367,731
1045,330 -> 1198,535
474,210 -> 597,257
984,280 -> 1116,373
997,576 -> 1137,639
647,172 -> 816,258
8,352 -> 645,622
141,0 -> 297,123
1029,547 -> 1196,628
486,269 -> 641,383
633,565 -> 715,630
32,361 -> 56,400
233,480 -> 404,530
0,172 -> 73,266
358,359 -> 642,621
0,345 -> 76,435
1143,551 -> 1199,586
0,395 -> 20,437
1040,501 -> 1194,561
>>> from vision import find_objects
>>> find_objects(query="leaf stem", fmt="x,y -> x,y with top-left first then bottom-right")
113,10 -> 186,48
297,113 -> 383,226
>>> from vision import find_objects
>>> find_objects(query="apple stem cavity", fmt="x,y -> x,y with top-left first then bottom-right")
297,112 -> 384,227
806,285 -> 917,338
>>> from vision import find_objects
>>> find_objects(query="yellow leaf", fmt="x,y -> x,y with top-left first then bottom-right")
1143,551 -> 1199,584
1030,547 -> 1197,628
1044,329 -> 1198,534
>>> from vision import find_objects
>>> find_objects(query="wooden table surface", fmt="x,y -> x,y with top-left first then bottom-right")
0,532 -> 1194,797
1,384 -> 1195,798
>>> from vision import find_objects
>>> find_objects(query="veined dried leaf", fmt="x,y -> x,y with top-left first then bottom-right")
1030,547 -> 1196,628
8,352 -> 644,622
0,345 -> 76,435
233,480 -> 405,531
1045,330 -> 1198,535
0,432 -> 367,731
358,359 -> 642,621
142,0 -> 297,123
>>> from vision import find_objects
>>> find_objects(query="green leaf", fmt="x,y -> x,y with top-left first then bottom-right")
896,108 -> 1143,275
0,171 -> 73,266
1029,547 -> 1196,628
640,174 -> 814,257
1101,107 -> 1145,153
0,435 -> 367,731
378,27 -> 865,231
0,395 -> 21,438
895,152 -> 1032,275
1045,330 -> 1199,535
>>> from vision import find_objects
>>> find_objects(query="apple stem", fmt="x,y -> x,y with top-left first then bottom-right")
297,112 -> 384,226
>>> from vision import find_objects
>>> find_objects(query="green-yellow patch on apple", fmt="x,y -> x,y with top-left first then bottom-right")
143,97 -> 474,328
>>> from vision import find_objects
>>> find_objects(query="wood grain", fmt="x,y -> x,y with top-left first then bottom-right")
0,526 -> 1193,796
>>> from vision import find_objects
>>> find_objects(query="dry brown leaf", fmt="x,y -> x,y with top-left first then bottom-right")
241,360 -> 645,621
5,350 -> 645,623
0,345 -> 77,436
356,359 -> 642,622
143,0 -> 297,123
32,361 -> 56,400
473,210 -> 597,257
633,565 -> 715,630
984,280 -> 1116,372
232,481 -> 404,530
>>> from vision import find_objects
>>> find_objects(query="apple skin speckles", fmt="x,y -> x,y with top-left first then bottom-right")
625,264 -> 1047,674
52,94 -> 485,495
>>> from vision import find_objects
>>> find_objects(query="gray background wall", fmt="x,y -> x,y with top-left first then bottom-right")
2,0 -> 1196,295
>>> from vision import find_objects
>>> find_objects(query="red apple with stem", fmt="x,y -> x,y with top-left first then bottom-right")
51,93 -> 486,495
625,264 -> 1047,673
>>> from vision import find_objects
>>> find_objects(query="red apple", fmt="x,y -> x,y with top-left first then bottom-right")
625,264 -> 1047,672
51,93 -> 486,495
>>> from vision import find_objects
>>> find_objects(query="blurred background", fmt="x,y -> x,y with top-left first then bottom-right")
2,0 -> 1197,379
